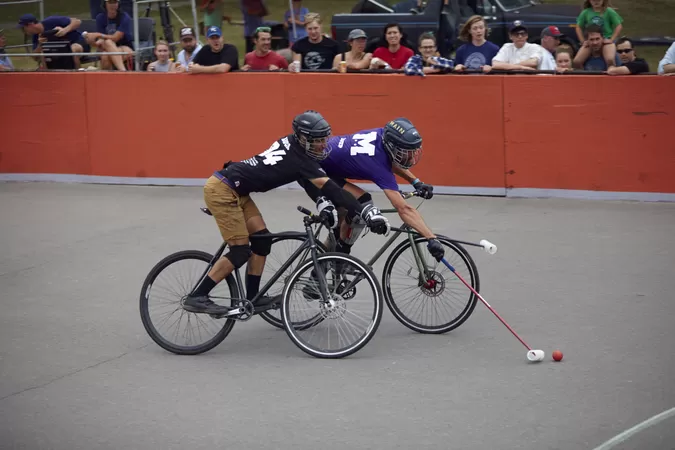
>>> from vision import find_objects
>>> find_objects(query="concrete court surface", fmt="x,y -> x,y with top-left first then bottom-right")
1,182 -> 674,450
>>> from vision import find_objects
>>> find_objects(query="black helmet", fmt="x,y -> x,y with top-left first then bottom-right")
382,117 -> 423,169
292,110 -> 333,161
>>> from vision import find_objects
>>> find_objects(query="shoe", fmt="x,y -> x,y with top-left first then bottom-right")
183,295 -> 234,315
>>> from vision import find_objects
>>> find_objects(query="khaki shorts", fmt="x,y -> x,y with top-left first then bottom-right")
203,175 -> 261,242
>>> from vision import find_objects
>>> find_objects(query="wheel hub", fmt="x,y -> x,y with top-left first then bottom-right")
420,271 -> 446,297
320,295 -> 347,319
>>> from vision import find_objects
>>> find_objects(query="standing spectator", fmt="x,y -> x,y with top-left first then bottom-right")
240,0 -> 268,53
332,29 -> 372,71
539,25 -> 563,71
453,15 -> 499,73
0,29 -> 14,71
18,13 -> 89,70
606,37 -> 649,75
555,47 -> 574,72
657,42 -> 675,75
188,26 -> 239,74
371,23 -> 414,70
491,21 -> 543,72
146,40 -> 178,72
575,0 -> 622,69
573,25 -> 621,71
88,0 -> 134,71
176,27 -> 202,69
284,0 -> 309,47
290,13 -> 339,71
403,32 -> 454,77
241,26 -> 288,71
200,0 -> 224,36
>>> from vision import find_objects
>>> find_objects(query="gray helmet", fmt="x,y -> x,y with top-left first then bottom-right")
382,117 -> 423,169
292,110 -> 333,161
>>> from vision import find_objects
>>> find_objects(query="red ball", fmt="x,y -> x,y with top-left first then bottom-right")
552,350 -> 563,362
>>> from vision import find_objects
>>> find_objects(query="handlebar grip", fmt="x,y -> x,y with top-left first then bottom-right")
297,206 -> 313,216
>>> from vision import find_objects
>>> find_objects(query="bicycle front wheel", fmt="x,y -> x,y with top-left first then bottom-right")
382,236 -> 480,334
139,250 -> 239,355
281,252 -> 383,359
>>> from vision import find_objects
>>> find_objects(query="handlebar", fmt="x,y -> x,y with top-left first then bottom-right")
297,205 -> 326,225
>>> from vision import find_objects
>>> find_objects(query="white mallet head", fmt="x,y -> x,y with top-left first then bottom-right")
480,239 -> 497,255
527,350 -> 545,362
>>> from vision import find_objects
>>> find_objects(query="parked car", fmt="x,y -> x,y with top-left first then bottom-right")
330,0 -> 581,57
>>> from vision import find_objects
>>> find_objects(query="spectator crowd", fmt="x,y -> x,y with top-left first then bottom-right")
1,0 -> 674,76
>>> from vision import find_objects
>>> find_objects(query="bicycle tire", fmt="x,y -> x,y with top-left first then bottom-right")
382,236 -> 480,334
139,250 -> 239,355
281,252 -> 384,359
258,236 -> 327,330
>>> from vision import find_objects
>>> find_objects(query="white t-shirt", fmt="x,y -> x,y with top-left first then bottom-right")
177,44 -> 203,67
492,42 -> 543,66
539,48 -> 557,71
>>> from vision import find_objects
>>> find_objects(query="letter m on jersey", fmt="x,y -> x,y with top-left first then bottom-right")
259,141 -> 287,166
350,131 -> 377,156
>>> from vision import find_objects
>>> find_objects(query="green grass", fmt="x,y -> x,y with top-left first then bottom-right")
2,0 -> 672,71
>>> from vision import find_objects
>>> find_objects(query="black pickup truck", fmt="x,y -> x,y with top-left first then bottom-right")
330,0 -> 581,57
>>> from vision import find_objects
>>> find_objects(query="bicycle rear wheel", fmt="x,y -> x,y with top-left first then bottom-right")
258,236 -> 326,330
139,250 -> 239,355
382,236 -> 479,334
282,252 -> 383,359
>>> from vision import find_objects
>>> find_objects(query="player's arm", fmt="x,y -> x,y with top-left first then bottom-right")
383,188 -> 435,239
392,166 -> 434,199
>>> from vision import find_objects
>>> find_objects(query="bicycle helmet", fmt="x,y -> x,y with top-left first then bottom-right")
382,117 -> 423,169
292,110 -> 333,161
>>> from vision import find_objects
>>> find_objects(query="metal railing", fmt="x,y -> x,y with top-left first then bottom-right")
0,0 -> 43,20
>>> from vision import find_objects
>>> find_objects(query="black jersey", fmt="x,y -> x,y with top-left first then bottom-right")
219,134 -> 327,197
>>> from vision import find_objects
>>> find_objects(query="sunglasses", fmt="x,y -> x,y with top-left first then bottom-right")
616,48 -> 633,54
511,31 -> 527,37
255,26 -> 271,33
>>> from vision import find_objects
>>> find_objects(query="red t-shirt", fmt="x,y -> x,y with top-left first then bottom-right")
373,46 -> 415,69
244,51 -> 289,70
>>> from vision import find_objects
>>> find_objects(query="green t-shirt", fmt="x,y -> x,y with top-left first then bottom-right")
577,7 -> 623,39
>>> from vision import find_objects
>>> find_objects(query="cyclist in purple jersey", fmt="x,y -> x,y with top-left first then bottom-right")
299,117 -> 445,262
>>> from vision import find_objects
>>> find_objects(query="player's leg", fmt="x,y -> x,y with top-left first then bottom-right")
184,176 -> 252,314
336,181 -> 373,255
240,198 -> 274,304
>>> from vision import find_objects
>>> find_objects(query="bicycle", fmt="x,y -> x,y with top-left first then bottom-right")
257,191 -> 484,335
139,205 -> 384,359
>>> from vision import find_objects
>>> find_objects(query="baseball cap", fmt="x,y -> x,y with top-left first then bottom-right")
541,25 -> 564,38
509,20 -> 527,33
206,26 -> 222,38
17,13 -> 38,27
180,27 -> 196,38
348,29 -> 367,40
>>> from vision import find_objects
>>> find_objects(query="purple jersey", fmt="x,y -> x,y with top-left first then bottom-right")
322,128 -> 399,191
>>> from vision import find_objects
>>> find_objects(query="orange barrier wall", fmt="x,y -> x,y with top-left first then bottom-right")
1,73 -> 674,196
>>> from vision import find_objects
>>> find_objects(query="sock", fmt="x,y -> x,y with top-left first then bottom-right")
336,238 -> 353,255
193,275 -> 217,297
246,274 -> 261,300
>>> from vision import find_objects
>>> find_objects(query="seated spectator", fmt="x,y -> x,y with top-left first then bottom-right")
18,13 -> 89,69
606,37 -> 649,75
284,0 -> 309,47
332,29 -> 372,71
290,13 -> 339,71
573,24 -> 621,71
574,0 -> 622,69
370,23 -> 414,70
657,42 -> 675,75
555,47 -> 574,72
453,15 -> 499,73
404,32 -> 454,77
87,0 -> 134,71
0,29 -> 14,71
146,40 -> 178,72
491,21 -> 543,72
188,26 -> 238,73
539,25 -> 564,71
176,27 -> 202,68
241,26 -> 288,71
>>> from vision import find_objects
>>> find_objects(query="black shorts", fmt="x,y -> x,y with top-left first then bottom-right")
75,37 -> 91,54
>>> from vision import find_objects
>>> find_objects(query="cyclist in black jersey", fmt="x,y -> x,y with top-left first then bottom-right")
183,110 -> 391,315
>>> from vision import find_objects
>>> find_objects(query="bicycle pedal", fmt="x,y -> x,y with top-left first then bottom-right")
209,307 -> 246,319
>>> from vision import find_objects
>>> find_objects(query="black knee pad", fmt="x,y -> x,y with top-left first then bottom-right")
225,244 -> 252,269
357,192 -> 373,205
250,228 -> 272,256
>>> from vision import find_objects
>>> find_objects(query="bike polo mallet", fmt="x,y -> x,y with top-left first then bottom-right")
438,243 -> 546,363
